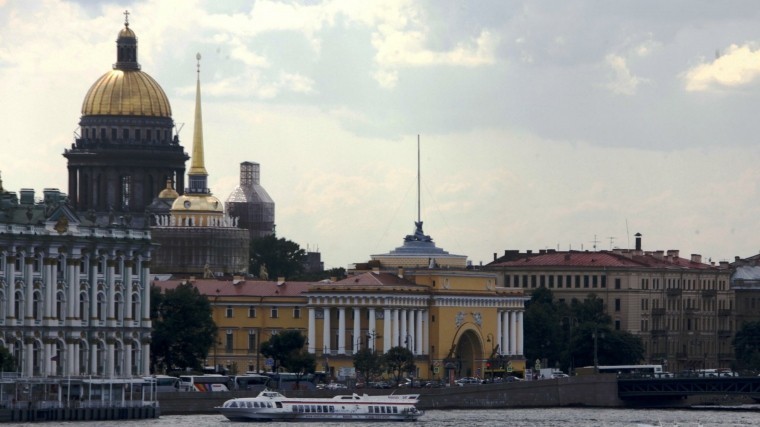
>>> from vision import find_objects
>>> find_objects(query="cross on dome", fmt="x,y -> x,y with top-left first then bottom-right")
123,10 -> 130,26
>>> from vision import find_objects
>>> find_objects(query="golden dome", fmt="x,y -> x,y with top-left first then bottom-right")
171,194 -> 224,213
81,69 -> 172,117
158,179 -> 179,199
119,26 -> 136,39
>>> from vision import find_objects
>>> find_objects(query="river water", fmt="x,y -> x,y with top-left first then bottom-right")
5,407 -> 757,426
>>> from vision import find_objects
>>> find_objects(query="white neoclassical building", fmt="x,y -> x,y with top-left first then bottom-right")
0,186 -> 153,377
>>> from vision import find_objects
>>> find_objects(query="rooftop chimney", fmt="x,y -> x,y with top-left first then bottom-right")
635,233 -> 642,251
691,254 -> 702,264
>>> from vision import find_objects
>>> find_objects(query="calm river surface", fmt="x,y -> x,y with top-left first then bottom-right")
5,408 -> 758,427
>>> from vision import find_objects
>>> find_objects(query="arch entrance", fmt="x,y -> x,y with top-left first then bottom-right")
452,330 -> 483,378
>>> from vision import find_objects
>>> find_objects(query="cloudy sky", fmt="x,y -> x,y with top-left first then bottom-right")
1,0 -> 759,269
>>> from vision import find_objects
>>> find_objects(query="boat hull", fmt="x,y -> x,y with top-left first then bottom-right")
218,407 -> 423,422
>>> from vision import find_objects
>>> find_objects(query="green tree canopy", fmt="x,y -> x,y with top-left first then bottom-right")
523,287 -> 563,365
0,345 -> 15,372
733,321 -> 760,371
383,346 -> 415,386
249,235 -> 306,280
260,330 -> 315,389
151,283 -> 217,373
353,348 -> 385,384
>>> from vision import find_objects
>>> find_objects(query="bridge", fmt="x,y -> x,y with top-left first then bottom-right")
618,376 -> 760,399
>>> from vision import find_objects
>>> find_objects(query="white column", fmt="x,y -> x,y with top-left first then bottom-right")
510,311 -> 517,356
392,309 -> 399,348
407,310 -> 414,353
517,311 -> 524,355
308,308 -> 316,353
106,342 -> 115,377
90,344 -> 98,374
502,311 -> 510,355
368,308 -> 376,352
44,342 -> 52,375
142,343 -> 150,376
106,258 -> 116,326
5,254 -> 16,321
322,307 -> 331,355
25,257 -> 34,323
352,307 -> 361,353
338,307 -> 346,355
383,308 -> 391,353
423,310 -> 429,355
124,343 -> 132,376
67,257 -> 79,322
72,342 -> 80,375
67,342 -> 76,375
25,342 -> 34,376
496,310 -> 502,355
400,309 -> 408,350
415,310 -> 423,355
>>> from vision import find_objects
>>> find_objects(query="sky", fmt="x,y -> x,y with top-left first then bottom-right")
1,0 -> 760,270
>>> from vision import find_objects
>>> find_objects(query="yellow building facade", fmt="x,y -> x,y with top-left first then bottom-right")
155,268 -> 528,380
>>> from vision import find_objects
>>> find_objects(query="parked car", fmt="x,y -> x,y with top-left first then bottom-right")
504,375 -> 523,382
326,383 -> 347,390
455,377 -> 482,385
551,373 -> 569,379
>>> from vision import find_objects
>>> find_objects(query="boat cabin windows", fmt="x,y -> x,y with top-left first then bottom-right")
369,406 -> 397,414
293,404 -> 335,413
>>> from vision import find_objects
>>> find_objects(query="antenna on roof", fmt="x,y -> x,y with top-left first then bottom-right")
608,236 -> 615,249
590,234 -> 600,251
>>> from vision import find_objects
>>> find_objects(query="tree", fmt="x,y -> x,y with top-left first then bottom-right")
523,287 -> 563,368
383,346 -> 415,386
0,345 -> 15,372
353,348 -> 385,384
734,321 -> 760,371
260,330 -> 315,388
566,294 -> 644,368
249,235 -> 306,280
151,283 -> 217,373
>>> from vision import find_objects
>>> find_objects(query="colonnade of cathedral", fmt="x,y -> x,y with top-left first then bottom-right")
0,239 -> 152,378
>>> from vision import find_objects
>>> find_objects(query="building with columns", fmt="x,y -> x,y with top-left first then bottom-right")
0,183 -> 153,377
155,218 -> 529,380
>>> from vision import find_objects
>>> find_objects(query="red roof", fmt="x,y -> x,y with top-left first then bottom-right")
490,250 -> 722,270
152,278 -> 313,298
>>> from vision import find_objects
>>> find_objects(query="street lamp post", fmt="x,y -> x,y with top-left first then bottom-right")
592,327 -> 605,374
486,333 -> 495,382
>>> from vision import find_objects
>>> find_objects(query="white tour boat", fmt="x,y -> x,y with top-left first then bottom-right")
216,389 -> 424,422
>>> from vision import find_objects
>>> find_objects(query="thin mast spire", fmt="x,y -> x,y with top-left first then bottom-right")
417,134 -> 421,224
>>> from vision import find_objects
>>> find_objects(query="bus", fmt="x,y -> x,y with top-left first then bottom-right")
143,375 -> 179,393
232,374 -> 270,391
177,374 -> 232,392
266,373 -> 317,391
576,365 -> 664,377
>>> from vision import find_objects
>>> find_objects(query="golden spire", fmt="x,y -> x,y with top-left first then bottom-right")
188,52 -> 208,176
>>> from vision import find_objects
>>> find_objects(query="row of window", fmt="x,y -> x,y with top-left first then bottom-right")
83,127 -> 171,143
641,277 -> 726,291
0,290 -> 141,323
292,404 -> 335,413
642,298 -> 732,311
3,256 -> 140,276
505,274 -> 609,289
649,317 -> 732,332
228,306 -> 301,319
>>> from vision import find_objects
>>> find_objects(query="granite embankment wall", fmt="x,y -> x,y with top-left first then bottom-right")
158,376 -> 624,415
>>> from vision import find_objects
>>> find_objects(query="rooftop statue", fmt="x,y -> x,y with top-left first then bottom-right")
404,221 -> 433,243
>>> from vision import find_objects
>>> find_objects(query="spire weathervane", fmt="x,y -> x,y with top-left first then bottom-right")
196,52 -> 201,75
123,10 -> 130,26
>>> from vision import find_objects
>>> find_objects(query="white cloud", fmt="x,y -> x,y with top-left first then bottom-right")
603,54 -> 647,95
683,43 -> 760,91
